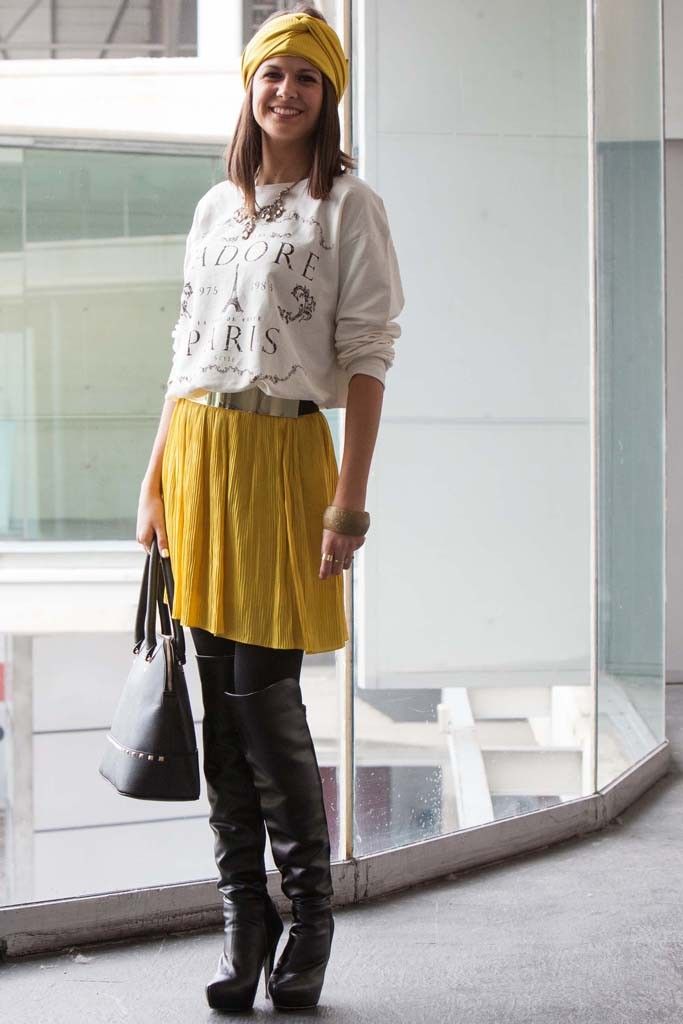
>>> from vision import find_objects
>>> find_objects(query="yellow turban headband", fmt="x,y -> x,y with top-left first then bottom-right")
241,12 -> 349,104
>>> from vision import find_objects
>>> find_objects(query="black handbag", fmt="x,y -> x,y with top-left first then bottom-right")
99,537 -> 200,801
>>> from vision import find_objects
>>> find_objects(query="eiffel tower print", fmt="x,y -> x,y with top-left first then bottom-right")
222,264 -> 243,315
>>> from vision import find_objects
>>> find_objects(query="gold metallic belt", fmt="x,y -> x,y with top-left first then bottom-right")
182,388 -> 319,419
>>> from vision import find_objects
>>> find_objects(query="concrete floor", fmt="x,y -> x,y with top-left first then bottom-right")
3,688 -> 683,1024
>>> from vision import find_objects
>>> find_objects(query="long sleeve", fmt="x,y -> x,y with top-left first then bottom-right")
165,200 -> 204,397
334,196 -> 404,388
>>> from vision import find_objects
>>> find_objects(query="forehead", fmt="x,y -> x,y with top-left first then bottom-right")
259,56 -> 320,73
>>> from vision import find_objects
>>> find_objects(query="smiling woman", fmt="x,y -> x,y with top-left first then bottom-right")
138,2 -> 403,1015
228,3 -> 354,207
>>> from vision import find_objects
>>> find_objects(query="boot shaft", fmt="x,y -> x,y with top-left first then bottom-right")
224,676 -> 334,903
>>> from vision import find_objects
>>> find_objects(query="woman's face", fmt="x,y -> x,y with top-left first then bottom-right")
251,54 -> 324,144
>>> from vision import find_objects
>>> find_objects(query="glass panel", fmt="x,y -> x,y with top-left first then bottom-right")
0,8 -> 350,905
352,1 -> 593,857
0,0 -> 198,59
0,633 -> 341,903
0,147 -> 223,542
594,0 -> 666,786
244,2 -> 291,44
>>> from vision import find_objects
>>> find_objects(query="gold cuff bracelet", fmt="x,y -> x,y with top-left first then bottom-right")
322,505 -> 371,537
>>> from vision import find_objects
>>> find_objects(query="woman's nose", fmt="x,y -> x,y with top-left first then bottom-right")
276,78 -> 298,97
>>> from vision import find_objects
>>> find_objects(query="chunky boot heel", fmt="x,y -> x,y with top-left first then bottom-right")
225,677 -> 336,1011
267,896 -> 334,1010
196,653 -> 284,1011
206,892 -> 280,1011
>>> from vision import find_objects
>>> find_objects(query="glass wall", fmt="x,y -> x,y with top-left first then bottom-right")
594,0 -> 666,786
351,1 -> 595,856
0,0 -> 667,912
0,144 -> 340,903
1,147 -> 223,542
0,1 -> 351,909
349,0 -> 665,854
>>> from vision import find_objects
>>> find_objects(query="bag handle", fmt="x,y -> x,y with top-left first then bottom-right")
144,541 -> 161,651
133,551 -> 151,652
133,538 -> 186,664
158,548 -> 186,664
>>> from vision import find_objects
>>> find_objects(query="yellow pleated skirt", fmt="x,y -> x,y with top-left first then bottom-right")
160,397 -> 349,654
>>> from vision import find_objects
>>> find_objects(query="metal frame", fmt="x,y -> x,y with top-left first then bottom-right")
339,0 -> 355,871
0,133 -> 223,157
655,0 -> 667,737
587,0 -> 599,798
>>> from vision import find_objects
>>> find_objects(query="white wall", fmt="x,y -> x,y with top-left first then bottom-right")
354,0 -> 591,689
664,0 -> 683,139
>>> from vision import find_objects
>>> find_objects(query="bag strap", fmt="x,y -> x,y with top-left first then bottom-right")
144,540 -> 161,653
133,551 -> 151,653
158,548 -> 187,664
133,538 -> 186,665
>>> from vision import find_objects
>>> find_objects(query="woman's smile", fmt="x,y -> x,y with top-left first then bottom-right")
269,105 -> 305,119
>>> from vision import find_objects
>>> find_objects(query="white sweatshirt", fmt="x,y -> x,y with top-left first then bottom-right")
164,172 -> 404,409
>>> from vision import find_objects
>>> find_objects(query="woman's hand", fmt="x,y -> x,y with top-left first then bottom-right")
319,528 -> 365,580
136,485 -> 170,557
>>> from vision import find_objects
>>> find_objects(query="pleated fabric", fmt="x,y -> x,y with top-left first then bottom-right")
160,397 -> 349,655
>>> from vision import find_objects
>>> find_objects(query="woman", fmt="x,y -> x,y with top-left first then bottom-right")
136,3 -> 404,1013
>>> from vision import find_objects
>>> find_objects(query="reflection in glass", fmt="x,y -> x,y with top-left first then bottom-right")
0,0 -> 198,59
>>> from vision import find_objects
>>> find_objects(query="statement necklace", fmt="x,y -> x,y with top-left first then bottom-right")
234,181 -> 295,240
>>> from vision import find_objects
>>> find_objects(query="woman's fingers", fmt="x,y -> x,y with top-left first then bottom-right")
136,527 -> 168,558
136,491 -> 169,557
319,553 -> 348,579
319,528 -> 362,580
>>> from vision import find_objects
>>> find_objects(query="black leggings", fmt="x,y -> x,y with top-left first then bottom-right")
190,626 -> 304,695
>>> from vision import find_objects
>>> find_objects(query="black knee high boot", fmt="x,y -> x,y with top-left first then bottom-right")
196,653 -> 284,1011
224,676 -> 335,1011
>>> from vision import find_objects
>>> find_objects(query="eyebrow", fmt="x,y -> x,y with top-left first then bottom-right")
261,62 -> 320,75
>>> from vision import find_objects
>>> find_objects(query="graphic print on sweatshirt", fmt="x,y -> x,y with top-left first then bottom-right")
165,174 -> 405,409
171,200 -> 334,391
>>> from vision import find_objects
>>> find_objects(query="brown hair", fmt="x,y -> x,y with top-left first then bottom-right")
224,2 -> 357,215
